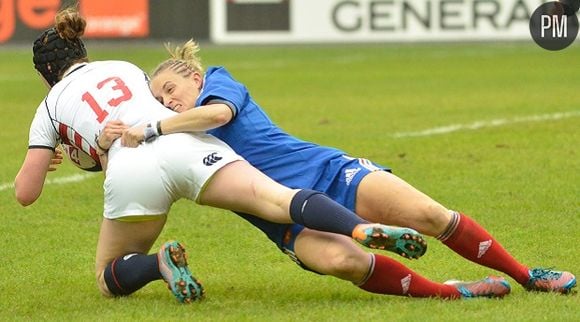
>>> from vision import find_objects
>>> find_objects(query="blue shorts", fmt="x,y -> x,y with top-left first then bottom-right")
237,156 -> 389,271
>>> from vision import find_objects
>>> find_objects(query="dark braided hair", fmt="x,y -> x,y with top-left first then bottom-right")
33,7 -> 88,87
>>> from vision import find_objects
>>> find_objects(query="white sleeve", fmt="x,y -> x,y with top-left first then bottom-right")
28,100 -> 59,150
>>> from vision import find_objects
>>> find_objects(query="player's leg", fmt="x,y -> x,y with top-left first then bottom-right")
293,228 -> 510,298
233,216 -> 508,299
292,228 -> 369,282
95,216 -> 205,303
198,161 -> 295,223
355,170 -> 576,293
97,143 -> 203,302
95,216 -> 167,297
355,170 -> 451,235
198,160 -> 426,254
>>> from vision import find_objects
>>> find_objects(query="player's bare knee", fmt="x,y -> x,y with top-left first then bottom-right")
96,270 -> 114,298
416,202 -> 451,236
325,250 -> 367,279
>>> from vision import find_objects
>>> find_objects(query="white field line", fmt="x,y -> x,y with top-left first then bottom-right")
0,173 -> 97,192
392,111 -> 580,138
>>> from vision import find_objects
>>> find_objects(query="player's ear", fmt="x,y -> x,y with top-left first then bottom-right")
192,71 -> 203,89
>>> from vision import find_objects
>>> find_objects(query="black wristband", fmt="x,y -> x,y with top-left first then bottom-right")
95,135 -> 110,153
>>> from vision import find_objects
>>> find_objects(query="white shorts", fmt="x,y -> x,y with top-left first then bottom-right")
103,133 -> 243,219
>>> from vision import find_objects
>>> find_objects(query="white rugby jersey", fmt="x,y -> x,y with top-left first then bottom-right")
28,60 -> 175,159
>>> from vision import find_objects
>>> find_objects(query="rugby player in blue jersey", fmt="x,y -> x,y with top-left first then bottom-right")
110,40 -> 575,296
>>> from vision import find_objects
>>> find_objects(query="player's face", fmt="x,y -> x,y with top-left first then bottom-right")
150,70 -> 201,113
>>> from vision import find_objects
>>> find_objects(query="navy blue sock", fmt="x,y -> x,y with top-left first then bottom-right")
289,189 -> 369,236
103,253 -> 161,296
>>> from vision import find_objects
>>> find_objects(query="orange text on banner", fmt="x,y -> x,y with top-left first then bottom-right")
80,0 -> 149,38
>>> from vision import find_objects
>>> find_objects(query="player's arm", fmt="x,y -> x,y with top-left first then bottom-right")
14,147 -> 54,206
160,103 -> 233,133
121,103 -> 233,147
95,120 -> 128,174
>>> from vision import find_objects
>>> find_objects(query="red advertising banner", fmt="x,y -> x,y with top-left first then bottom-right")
0,0 -> 61,42
3,0 -> 217,44
80,0 -> 149,38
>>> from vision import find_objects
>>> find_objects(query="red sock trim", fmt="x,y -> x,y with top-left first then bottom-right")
109,258 -> 125,292
436,211 -> 460,241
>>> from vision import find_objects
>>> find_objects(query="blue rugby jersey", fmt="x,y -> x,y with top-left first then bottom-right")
196,66 -> 345,189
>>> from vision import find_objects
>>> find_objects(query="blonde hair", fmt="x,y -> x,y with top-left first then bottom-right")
151,39 -> 204,79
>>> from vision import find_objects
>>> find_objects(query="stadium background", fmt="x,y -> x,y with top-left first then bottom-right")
1,0 -> 578,321
3,0 -> 574,45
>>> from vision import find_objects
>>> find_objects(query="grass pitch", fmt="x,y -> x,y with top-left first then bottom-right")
0,42 -> 578,321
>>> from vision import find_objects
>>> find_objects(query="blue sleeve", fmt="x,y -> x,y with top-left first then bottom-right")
196,67 -> 248,118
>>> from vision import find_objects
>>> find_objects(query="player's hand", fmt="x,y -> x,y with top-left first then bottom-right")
98,120 -> 128,151
121,124 -> 146,148
48,147 -> 63,172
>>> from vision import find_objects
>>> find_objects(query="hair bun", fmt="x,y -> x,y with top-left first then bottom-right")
55,7 -> 86,40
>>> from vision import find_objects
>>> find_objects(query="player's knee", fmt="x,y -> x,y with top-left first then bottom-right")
414,202 -> 451,236
324,249 -> 368,280
96,269 -> 114,298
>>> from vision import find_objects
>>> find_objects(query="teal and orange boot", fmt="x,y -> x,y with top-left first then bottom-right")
158,241 -> 205,303
352,224 -> 427,259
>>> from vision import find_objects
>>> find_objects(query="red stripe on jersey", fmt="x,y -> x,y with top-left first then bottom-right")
59,124 -> 71,145
89,147 -> 99,161
74,131 -> 83,148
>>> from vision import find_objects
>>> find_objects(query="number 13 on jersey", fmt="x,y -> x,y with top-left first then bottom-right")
81,76 -> 133,123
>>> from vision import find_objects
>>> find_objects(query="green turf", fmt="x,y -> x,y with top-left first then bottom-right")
0,42 -> 578,321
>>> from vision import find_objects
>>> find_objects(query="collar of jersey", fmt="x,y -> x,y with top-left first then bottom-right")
62,62 -> 89,78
